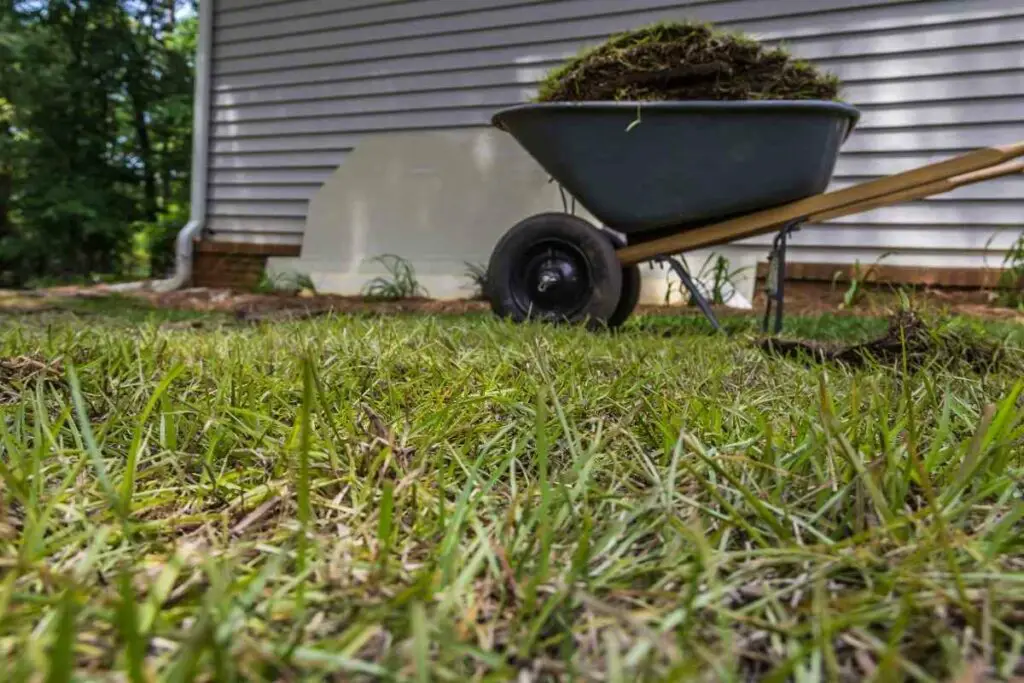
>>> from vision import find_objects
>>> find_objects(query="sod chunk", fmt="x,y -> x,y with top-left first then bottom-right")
537,21 -> 842,103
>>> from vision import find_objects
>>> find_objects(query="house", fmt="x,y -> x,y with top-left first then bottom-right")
183,0 -> 1024,300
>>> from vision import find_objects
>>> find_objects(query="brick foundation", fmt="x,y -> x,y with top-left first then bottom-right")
191,241 -> 302,290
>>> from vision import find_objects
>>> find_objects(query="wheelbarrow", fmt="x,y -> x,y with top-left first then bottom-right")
485,101 -> 1024,331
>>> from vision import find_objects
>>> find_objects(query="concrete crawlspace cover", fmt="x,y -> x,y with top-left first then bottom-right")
268,128 -> 757,308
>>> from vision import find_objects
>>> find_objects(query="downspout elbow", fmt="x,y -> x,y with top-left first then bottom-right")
151,219 -> 203,292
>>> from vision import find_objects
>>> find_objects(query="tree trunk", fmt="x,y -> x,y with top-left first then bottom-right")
158,137 -> 171,210
130,85 -> 158,222
0,168 -> 11,241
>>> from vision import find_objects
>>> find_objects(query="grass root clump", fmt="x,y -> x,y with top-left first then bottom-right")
761,310 -> 1020,373
538,21 -> 842,103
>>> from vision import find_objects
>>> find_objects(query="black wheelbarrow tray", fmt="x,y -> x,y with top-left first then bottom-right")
484,101 -> 1024,331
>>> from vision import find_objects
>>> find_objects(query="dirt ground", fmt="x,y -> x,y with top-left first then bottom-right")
1,281 -> 1021,324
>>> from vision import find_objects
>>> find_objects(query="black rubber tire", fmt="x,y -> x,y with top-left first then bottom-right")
608,264 -> 642,329
488,212 -> 623,327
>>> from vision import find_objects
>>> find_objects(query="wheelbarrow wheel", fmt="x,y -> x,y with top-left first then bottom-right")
608,264 -> 642,328
488,213 -> 622,327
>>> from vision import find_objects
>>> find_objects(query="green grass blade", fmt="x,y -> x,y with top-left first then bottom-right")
46,590 -> 79,683
115,572 -> 148,683
66,363 -> 123,518
411,602 -> 430,683
122,363 -> 184,514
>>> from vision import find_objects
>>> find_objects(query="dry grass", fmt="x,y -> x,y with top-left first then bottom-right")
0,306 -> 1022,681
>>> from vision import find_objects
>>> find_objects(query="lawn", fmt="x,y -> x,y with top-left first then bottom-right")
0,304 -> 1022,682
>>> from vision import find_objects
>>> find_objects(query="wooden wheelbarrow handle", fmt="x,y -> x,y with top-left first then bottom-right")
812,160 -> 1024,223
617,140 -> 1024,266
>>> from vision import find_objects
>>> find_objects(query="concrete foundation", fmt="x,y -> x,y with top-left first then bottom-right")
268,128 -> 758,308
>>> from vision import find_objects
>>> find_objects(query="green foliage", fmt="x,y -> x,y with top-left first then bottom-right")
997,231 -> 1024,308
0,1 -> 196,287
694,252 -> 749,306
834,252 -> 892,310
362,254 -> 428,300
255,269 -> 317,295
463,261 -> 489,300
664,252 -> 748,306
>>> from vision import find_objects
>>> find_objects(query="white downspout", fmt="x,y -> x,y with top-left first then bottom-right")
138,0 -> 214,293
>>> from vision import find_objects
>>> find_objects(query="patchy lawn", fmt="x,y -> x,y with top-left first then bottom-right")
0,304 -> 1022,681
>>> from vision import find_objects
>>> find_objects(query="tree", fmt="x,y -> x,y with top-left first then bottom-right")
0,0 -> 195,287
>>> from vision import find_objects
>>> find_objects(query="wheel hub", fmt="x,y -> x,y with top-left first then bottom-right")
513,240 -> 592,318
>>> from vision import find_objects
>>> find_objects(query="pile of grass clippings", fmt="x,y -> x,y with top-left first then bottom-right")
538,21 -> 842,103
0,354 -> 64,404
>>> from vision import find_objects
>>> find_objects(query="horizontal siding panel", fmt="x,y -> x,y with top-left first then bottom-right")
843,72 -> 1024,106
211,50 -> 1022,99
210,150 -> 349,170
218,2 -> 985,76
216,11 -> 1024,71
217,0 -> 307,13
211,47 -> 554,92
213,94 -> 1022,131
212,40 -> 1021,97
211,135 -> 355,154
823,201 -> 1022,226
213,86 -> 523,123
212,0 -> 914,62
209,168 -> 339,186
831,176 -> 1024,202
761,0 -> 1020,41
841,124 -> 1024,153
787,14 -> 1024,61
216,0 -> 1021,44
213,67 -> 526,106
206,216 -> 307,235
211,51 -> 1022,114
833,153 -> 960,177
215,0 -> 538,30
209,185 -> 321,202
827,45 -> 1023,83
210,117 -> 1020,151
856,100 -> 1024,129
213,68 -> 1024,112
211,108 -> 494,139
208,200 -> 310,218
214,1 -> 1023,71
